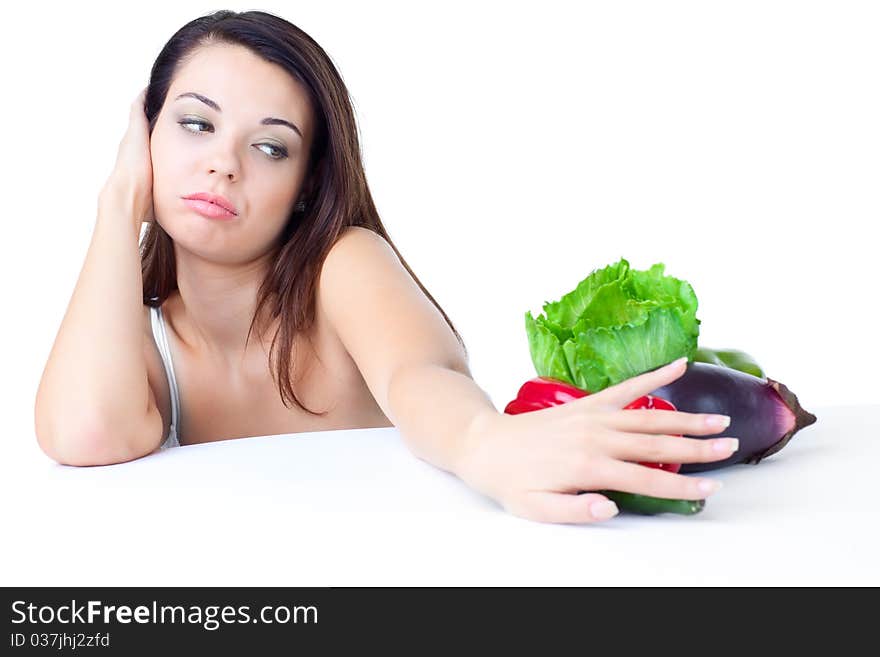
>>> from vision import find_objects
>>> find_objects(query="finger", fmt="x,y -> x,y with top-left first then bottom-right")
586,357 -> 689,410
132,88 -> 148,114
601,430 -> 739,465
605,408 -> 731,437
593,458 -> 723,501
506,491 -> 620,524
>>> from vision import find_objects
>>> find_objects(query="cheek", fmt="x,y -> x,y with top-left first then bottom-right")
151,131 -> 187,196
149,138 -> 188,230
149,130 -> 171,186
252,176 -> 299,218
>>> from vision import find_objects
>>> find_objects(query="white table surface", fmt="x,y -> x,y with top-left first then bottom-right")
3,403 -> 878,586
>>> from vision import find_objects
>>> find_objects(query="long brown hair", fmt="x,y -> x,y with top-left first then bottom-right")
140,9 -> 467,415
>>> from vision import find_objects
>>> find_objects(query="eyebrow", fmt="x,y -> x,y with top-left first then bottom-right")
174,92 -> 303,140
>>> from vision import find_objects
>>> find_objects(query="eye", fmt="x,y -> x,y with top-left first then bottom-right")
256,143 -> 288,160
177,119 -> 289,161
178,118 -> 211,134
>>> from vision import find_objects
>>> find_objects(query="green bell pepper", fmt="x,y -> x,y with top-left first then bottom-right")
694,347 -> 765,379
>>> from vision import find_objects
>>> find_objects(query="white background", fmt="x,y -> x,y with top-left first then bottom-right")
2,0 -> 877,548
6,411 -> 879,587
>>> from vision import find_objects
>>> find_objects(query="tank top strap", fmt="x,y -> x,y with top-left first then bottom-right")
148,304 -> 181,448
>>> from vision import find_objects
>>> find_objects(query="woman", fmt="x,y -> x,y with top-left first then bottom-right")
34,9 -> 736,524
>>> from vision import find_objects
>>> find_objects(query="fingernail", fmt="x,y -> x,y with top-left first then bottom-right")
667,357 -> 688,369
698,479 -> 722,494
591,501 -> 619,519
707,415 -> 731,428
713,438 -> 738,453
713,438 -> 739,453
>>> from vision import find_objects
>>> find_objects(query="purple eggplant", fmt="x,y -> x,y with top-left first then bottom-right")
649,362 -> 817,473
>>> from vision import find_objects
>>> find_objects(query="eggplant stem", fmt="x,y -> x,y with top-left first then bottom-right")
745,378 -> 818,464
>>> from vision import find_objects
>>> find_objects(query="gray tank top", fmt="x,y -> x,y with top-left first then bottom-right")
149,303 -> 181,449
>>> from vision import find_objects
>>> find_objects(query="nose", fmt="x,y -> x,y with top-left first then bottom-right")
206,143 -> 240,181
209,164 -> 237,181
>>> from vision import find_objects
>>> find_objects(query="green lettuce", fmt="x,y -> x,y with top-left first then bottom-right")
524,257 -> 701,393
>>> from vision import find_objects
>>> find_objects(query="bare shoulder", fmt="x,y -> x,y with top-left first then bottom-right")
318,226 -> 399,305
317,226 -> 391,337
327,225 -> 395,260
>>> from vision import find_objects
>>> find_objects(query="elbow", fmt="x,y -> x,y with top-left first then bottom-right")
35,413 -> 146,467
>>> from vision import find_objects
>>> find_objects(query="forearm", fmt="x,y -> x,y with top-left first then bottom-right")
386,364 -> 499,476
35,197 -> 148,449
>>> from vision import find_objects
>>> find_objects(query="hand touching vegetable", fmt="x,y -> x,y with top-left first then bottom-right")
457,357 -> 738,524
504,373 -> 702,515
505,378 -> 682,473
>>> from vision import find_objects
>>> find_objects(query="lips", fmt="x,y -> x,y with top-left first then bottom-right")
182,192 -> 238,215
183,198 -> 236,219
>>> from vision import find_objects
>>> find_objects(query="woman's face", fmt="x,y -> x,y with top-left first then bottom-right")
150,43 -> 314,261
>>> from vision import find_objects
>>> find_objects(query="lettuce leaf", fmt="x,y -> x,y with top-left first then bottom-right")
524,257 -> 701,393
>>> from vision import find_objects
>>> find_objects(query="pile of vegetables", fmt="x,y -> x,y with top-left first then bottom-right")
505,257 -> 817,516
